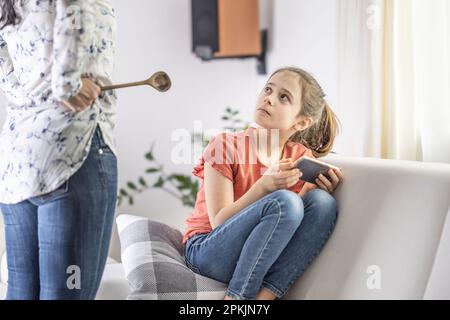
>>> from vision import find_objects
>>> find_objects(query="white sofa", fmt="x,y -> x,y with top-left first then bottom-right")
1,154 -> 450,299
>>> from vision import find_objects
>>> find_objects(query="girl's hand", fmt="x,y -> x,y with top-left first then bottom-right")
315,168 -> 344,194
61,77 -> 101,112
258,159 -> 302,193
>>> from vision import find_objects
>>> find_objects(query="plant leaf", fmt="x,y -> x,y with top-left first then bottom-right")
139,177 -> 147,187
145,151 -> 154,161
153,177 -> 164,187
172,175 -> 187,183
127,182 -> 137,190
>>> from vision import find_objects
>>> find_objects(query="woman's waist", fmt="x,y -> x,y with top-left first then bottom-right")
5,85 -> 116,111
1,112 -> 115,161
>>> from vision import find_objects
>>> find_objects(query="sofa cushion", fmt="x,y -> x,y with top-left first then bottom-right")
116,214 -> 227,300
0,249 -> 5,300
0,282 -> 6,300
1,251 -> 7,285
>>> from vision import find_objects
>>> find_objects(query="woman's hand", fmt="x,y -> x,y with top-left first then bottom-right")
258,159 -> 302,193
61,77 -> 101,112
315,168 -> 344,194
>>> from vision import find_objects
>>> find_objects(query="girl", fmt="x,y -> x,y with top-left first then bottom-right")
0,1 -> 117,299
183,67 -> 344,300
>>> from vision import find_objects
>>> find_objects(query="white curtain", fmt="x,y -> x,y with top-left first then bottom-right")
338,0 -> 450,163
409,0 -> 450,163
336,0 -> 376,158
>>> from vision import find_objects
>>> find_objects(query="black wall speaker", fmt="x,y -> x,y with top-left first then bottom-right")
191,0 -> 267,74
191,0 -> 219,60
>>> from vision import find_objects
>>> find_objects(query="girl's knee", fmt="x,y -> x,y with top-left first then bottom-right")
267,190 -> 304,223
305,189 -> 338,222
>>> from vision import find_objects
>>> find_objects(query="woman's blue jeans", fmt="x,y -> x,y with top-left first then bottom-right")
0,126 -> 118,300
184,189 -> 338,300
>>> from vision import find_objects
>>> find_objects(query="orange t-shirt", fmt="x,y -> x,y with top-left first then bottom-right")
182,127 -> 317,245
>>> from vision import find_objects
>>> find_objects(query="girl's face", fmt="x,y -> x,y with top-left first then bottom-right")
254,71 -> 311,134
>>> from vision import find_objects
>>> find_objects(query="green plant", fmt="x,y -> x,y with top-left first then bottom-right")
117,107 -> 250,208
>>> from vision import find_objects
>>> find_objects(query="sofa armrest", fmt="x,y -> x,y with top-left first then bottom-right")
423,207 -> 450,299
285,154 -> 450,299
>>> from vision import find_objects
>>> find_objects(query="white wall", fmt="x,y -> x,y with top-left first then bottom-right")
267,0 -> 338,107
0,0 -> 340,232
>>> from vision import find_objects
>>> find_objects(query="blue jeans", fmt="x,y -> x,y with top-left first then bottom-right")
184,189 -> 338,300
0,126 -> 118,300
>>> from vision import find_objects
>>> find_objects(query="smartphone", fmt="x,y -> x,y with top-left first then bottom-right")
296,156 -> 340,184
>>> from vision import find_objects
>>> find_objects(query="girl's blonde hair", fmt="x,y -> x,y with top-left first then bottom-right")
270,67 -> 341,158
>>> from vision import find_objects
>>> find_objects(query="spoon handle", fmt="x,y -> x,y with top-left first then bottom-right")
101,80 -> 147,91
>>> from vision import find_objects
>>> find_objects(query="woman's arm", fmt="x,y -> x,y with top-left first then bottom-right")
0,35 -> 20,96
204,160 -> 301,229
51,0 -> 96,101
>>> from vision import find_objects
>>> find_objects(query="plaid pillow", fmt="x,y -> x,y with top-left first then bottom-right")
116,214 -> 227,300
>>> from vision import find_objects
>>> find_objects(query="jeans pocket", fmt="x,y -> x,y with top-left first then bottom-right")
98,143 -> 114,154
95,127 -> 114,154
37,180 -> 69,203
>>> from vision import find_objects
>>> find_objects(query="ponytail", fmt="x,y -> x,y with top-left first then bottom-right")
288,102 -> 340,158
309,102 -> 340,157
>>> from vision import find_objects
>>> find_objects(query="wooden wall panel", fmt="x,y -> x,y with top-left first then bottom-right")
214,0 -> 261,57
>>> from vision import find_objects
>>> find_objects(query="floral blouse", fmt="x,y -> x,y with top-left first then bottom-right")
0,0 -> 117,204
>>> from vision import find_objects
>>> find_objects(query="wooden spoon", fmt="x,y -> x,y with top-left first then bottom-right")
101,71 -> 172,92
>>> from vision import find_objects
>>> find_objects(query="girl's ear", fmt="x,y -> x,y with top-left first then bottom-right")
293,117 -> 313,131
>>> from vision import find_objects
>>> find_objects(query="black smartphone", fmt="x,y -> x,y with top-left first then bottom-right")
296,156 -> 340,184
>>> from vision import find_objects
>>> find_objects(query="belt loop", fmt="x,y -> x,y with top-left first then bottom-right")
95,125 -> 101,140
92,125 -> 100,147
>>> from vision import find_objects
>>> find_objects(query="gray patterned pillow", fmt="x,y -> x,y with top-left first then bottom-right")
116,214 -> 227,300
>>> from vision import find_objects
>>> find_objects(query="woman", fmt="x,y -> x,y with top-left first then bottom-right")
0,0 -> 117,299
